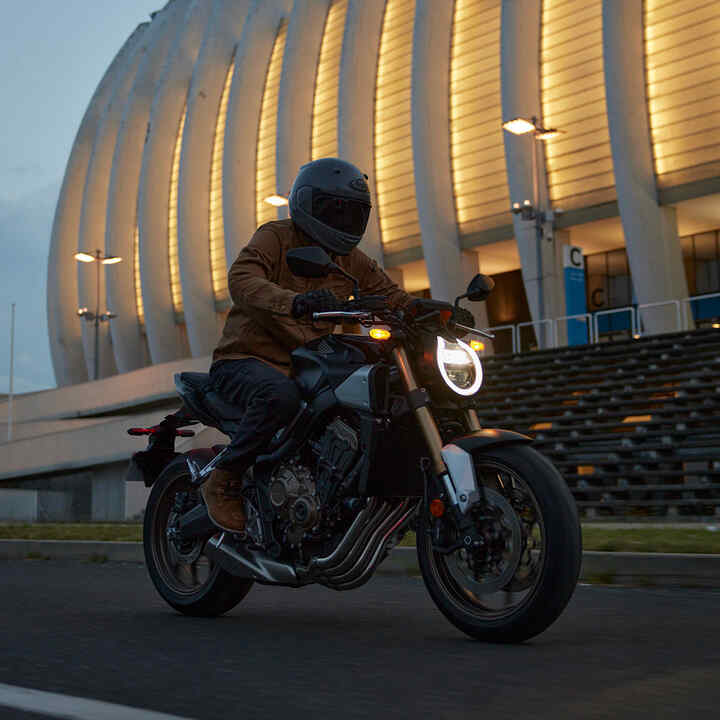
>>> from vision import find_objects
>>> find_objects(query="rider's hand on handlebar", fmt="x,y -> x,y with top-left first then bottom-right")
453,307 -> 475,329
291,289 -> 340,318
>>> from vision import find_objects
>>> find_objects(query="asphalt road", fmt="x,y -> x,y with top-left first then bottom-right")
1,560 -> 720,720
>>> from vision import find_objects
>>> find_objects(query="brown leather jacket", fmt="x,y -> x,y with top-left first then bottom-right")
212,219 -> 411,375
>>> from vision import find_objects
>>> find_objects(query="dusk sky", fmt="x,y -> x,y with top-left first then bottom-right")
0,0 -> 161,393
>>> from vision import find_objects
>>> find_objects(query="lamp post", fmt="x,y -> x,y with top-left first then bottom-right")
74,249 -> 122,381
502,116 -> 563,345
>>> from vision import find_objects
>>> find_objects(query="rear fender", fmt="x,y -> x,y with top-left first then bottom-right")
440,429 -> 532,514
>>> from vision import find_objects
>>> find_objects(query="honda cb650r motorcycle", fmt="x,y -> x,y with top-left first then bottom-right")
129,246 -> 581,643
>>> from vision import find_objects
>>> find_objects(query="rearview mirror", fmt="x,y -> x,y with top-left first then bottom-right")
466,273 -> 495,302
286,246 -> 334,278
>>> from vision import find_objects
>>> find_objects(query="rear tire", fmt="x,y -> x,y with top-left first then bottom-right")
417,445 -> 581,643
143,455 -> 253,616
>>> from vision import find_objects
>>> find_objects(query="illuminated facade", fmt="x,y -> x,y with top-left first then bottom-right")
48,0 -> 720,385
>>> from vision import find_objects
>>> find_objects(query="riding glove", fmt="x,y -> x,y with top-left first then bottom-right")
291,289 -> 340,318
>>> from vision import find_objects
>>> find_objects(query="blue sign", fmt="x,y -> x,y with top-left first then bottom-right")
563,245 -> 588,345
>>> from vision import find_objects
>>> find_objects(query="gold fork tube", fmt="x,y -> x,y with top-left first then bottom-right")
465,408 -> 481,432
392,346 -> 446,476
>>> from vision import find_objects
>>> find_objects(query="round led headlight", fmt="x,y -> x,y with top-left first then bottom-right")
436,336 -> 483,396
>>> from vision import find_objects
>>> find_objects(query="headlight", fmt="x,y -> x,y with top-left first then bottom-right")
436,336 -> 483,396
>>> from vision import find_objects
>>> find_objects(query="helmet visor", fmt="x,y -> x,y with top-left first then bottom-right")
312,194 -> 370,237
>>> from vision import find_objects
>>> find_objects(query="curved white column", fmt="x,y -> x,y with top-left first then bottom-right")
411,0 -> 462,303
337,0 -> 385,265
138,0 -> 211,365
178,0 -> 250,358
106,2 -> 190,374
275,0 -> 331,217
602,0 -> 689,334
501,0 -> 563,334
224,0 -> 292,265
47,28 -> 145,386
78,29 -> 149,380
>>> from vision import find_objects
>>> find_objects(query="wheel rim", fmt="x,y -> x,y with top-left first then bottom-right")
427,459 -> 546,620
150,472 -> 219,597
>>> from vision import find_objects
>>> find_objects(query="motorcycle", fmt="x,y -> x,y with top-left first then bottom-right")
129,245 -> 581,642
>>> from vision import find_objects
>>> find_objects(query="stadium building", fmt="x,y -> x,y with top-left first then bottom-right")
2,0 -> 720,520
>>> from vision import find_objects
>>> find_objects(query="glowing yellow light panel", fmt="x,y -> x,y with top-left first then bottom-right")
374,0 -> 422,254
645,0 -> 720,188
449,0 -> 508,235
209,59 -> 235,306
312,0 -> 348,160
133,223 -> 145,327
168,105 -> 187,318
256,21 -> 288,228
541,0 -> 615,210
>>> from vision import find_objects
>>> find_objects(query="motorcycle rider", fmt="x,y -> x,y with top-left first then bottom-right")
200,158 -> 413,532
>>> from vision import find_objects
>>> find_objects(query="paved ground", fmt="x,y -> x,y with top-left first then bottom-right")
1,560 -> 720,720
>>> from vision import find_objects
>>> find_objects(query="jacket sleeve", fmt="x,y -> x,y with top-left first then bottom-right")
356,253 -> 413,309
228,226 -> 297,316
227,227 -> 313,349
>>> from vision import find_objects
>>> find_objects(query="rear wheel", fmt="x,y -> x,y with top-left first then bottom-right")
143,455 -> 253,616
417,445 -> 581,643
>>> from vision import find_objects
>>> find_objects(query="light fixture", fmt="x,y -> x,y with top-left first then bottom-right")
633,333 -> 641,339
502,118 -> 536,135
712,323 -> 720,329
535,129 -> 561,141
101,255 -> 122,265
74,251 -> 96,263
469,340 -> 485,352
369,328 -> 391,341
264,194 -> 289,207
76,307 -> 89,317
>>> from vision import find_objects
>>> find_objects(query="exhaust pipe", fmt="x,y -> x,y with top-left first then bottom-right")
206,534 -> 300,586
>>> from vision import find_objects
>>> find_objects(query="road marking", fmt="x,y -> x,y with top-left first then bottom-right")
0,682 -> 194,720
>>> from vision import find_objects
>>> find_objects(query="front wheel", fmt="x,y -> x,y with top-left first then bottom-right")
143,455 -> 253,616
417,445 -> 581,643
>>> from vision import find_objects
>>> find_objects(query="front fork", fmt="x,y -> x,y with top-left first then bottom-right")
392,347 -> 479,514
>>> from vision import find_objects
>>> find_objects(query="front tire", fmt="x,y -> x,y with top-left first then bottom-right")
417,445 -> 581,643
143,455 -> 253,616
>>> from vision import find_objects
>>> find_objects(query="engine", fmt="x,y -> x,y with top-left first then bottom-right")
269,416 -> 360,549
269,460 -> 318,546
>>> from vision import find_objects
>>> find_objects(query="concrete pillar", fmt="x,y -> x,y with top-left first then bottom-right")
276,0 -> 331,218
603,0 -> 690,335
224,0 -> 292,266
500,0 -> 564,345
178,0 -> 250,358
106,2 -> 190,374
138,0 -> 211,365
78,30 -> 149,380
412,0 -> 484,328
47,27 -> 146,386
338,0 -> 385,265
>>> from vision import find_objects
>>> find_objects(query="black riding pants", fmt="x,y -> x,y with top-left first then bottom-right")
208,358 -> 302,470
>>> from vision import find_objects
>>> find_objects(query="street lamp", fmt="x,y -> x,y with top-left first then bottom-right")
503,116 -> 564,342
264,194 -> 289,207
74,249 -> 122,381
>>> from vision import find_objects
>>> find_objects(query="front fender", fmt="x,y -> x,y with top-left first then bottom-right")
448,428 -> 532,454
440,429 -> 532,514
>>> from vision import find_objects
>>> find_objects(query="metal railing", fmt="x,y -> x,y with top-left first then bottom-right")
554,313 -> 594,345
516,319 -> 555,351
479,292 -> 720,355
486,324 -> 518,354
592,306 -> 638,344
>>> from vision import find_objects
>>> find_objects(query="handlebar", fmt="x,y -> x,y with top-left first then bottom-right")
312,310 -> 374,321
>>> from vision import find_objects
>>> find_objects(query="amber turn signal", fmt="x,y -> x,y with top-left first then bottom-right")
469,340 -> 485,352
369,328 -> 391,341
429,499 -> 445,518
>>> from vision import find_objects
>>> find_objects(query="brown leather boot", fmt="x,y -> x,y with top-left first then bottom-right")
201,468 -> 246,532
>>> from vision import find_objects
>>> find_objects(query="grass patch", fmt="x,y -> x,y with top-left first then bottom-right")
3,524 -> 720,554
0,524 -> 142,542
402,527 -> 720,554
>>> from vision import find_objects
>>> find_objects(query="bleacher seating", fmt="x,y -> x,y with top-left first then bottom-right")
474,328 -> 720,518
